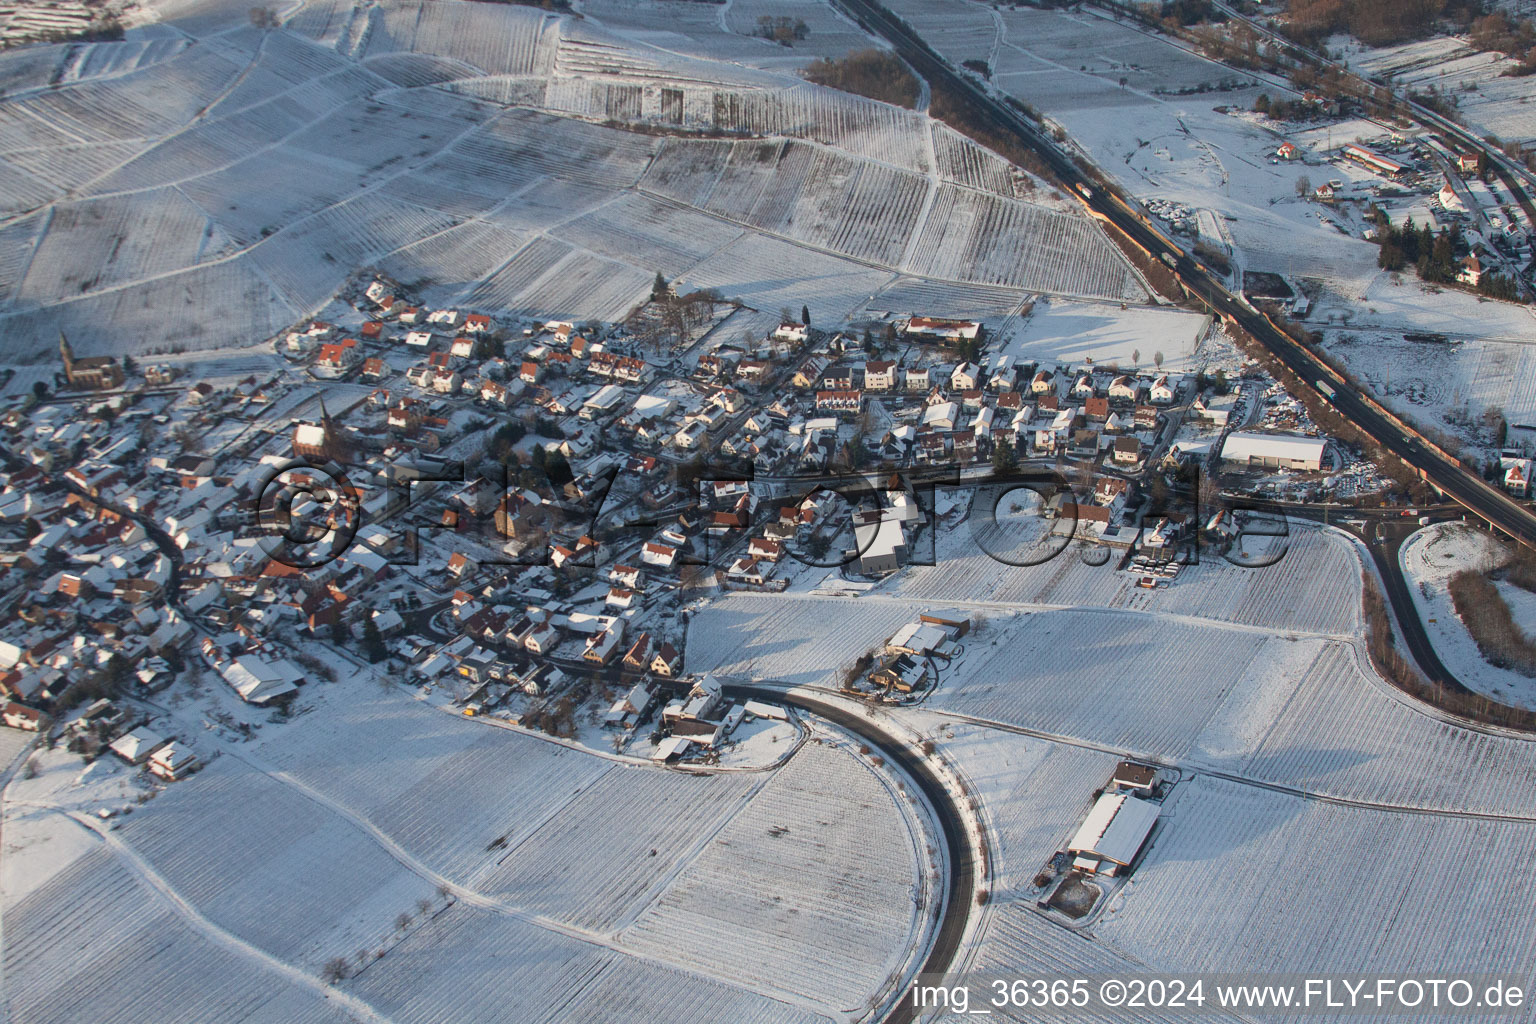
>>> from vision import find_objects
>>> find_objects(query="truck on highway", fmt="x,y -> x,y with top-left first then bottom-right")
1159,252 -> 1177,269
1075,183 -> 1094,200
1316,380 -> 1337,400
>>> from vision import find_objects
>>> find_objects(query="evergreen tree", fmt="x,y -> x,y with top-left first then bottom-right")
361,617 -> 387,664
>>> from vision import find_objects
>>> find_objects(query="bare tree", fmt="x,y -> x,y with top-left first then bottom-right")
1153,350 -> 1165,371
1131,347 -> 1140,367
1295,174 -> 1311,198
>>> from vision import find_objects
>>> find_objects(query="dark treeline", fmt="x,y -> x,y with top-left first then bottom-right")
1282,0 -> 1484,48
803,49 -> 921,109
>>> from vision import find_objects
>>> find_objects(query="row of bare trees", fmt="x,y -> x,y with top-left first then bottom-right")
1448,569 -> 1536,677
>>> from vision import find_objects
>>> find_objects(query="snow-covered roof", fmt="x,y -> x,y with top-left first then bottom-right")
221,656 -> 299,704
1068,792 -> 1159,866
1222,431 -> 1327,463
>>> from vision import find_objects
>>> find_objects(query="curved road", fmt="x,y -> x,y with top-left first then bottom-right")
833,0 -> 1536,555
724,684 -> 976,1024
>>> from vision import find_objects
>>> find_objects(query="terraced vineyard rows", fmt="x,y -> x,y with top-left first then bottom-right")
1097,775 -> 1536,979
115,761 -> 437,967
621,738 -> 926,1015
5,840 -> 359,1024
1206,641 -> 1536,816
931,611 -> 1273,760
480,765 -> 759,933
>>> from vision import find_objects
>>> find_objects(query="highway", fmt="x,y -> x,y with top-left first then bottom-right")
831,0 -> 1536,555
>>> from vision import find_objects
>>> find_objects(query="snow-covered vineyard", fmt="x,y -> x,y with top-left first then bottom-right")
683,516 -> 1536,1010
0,0 -> 1147,359
3,678 -> 931,1024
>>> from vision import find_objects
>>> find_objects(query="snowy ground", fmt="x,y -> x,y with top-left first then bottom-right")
1400,522 -> 1535,708
2,669 -> 934,1024
994,297 -> 1210,372
683,510 -> 1536,997
1347,33 -> 1536,147
0,0 -> 1145,361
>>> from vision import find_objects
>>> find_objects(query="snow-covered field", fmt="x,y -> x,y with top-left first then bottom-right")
1325,322 -> 1536,447
3,674 -> 931,1023
1097,773 -> 1536,978
621,735 -> 931,1016
1350,34 -> 1536,146
0,0 -> 1146,360
995,297 -> 1209,371
1400,523 -> 1535,708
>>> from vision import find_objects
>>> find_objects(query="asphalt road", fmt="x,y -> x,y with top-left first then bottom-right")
833,0 -> 1536,555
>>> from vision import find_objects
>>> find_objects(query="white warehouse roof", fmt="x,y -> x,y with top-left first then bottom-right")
1221,431 -> 1327,463
1068,792 -> 1159,867
585,383 -> 626,411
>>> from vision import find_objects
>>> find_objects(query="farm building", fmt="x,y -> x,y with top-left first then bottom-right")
1067,792 -> 1160,876
854,511 -> 907,575
886,621 -> 949,657
1220,432 -> 1328,472
220,656 -> 301,705
1110,761 -> 1158,794
904,316 -> 982,342
1341,144 -> 1405,179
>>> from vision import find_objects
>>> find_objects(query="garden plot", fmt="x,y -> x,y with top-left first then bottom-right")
3,835 -> 360,1024
1400,524 -> 1536,710
995,297 -> 1207,372
1352,35 -> 1536,145
478,764 -> 760,933
929,610 -> 1273,761
621,737 -> 927,1018
1326,329 -> 1536,442
350,902 -> 821,1024
114,758 -> 439,970
684,593 -> 917,685
1095,775 -> 1536,980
